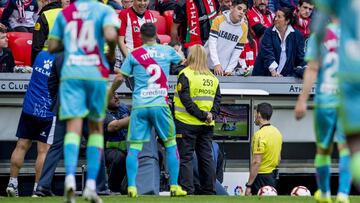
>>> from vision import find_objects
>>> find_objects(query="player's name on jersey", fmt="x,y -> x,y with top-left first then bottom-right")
0,81 -> 28,92
67,54 -> 100,66
140,51 -> 165,60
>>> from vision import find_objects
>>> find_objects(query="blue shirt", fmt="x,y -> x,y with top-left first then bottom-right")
316,0 -> 360,77
23,51 -> 55,118
104,103 -> 130,142
120,44 -> 182,108
49,0 -> 120,80
306,23 -> 340,107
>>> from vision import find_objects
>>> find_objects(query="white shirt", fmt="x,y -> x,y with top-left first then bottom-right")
268,25 -> 295,74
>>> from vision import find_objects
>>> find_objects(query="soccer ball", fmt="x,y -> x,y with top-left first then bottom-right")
290,186 -> 311,196
234,186 -> 244,196
257,186 -> 277,196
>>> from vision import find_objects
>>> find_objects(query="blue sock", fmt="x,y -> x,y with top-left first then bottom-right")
338,149 -> 351,195
126,148 -> 140,187
165,141 -> 179,186
315,154 -> 331,194
64,132 -> 81,176
86,134 -> 104,181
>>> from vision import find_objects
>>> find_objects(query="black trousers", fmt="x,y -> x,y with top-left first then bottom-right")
251,169 -> 278,195
105,148 -> 126,193
175,120 -> 216,195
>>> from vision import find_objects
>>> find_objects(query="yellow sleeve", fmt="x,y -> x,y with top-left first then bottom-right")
252,132 -> 266,154
239,22 -> 248,44
210,15 -> 224,32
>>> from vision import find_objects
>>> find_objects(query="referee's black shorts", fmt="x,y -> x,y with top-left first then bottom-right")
251,169 -> 279,195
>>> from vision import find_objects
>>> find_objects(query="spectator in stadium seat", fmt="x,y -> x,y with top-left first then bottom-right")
0,27 -> 16,73
245,102 -> 282,196
5,51 -> 56,197
246,0 -> 274,47
118,0 -> 155,58
1,0 -> 39,32
252,7 -> 306,77
171,0 -> 220,49
293,0 -> 314,39
31,0 -> 71,66
174,45 -> 221,195
205,0 -> 248,76
103,90 -> 130,193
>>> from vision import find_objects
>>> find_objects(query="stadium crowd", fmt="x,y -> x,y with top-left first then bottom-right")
5,0 -> 355,202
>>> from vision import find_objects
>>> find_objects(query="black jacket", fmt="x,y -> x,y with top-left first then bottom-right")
177,72 -> 221,122
31,1 -> 62,65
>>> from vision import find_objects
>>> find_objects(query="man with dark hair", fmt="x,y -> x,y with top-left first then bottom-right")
118,0 -> 155,58
246,0 -> 274,46
294,0 -> 314,39
113,22 -> 186,197
245,102 -> 283,195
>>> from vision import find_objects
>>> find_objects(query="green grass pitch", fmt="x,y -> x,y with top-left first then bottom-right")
1,196 -> 360,203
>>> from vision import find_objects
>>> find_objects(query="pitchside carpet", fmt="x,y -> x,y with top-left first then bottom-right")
1,196 -> 360,203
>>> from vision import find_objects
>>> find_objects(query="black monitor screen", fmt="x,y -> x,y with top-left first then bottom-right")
213,104 -> 250,141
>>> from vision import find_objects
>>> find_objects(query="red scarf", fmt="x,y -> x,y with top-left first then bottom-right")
184,0 -> 217,48
294,9 -> 311,39
128,8 -> 154,48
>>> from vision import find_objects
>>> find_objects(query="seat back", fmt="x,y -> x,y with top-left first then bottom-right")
154,15 -> 167,35
7,32 -> 33,66
149,10 -> 160,18
157,34 -> 171,44
163,10 -> 174,36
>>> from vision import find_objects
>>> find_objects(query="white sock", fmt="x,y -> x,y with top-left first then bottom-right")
33,182 -> 38,192
9,177 -> 18,187
85,179 -> 96,191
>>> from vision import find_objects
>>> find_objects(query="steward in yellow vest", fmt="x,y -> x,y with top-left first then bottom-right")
174,66 -> 220,125
31,0 -> 66,65
173,45 -> 221,195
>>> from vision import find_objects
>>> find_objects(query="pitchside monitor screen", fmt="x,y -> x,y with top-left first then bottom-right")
213,104 -> 250,141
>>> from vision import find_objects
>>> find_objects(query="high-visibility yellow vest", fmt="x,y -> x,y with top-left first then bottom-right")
42,8 -> 62,50
173,67 -> 219,126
